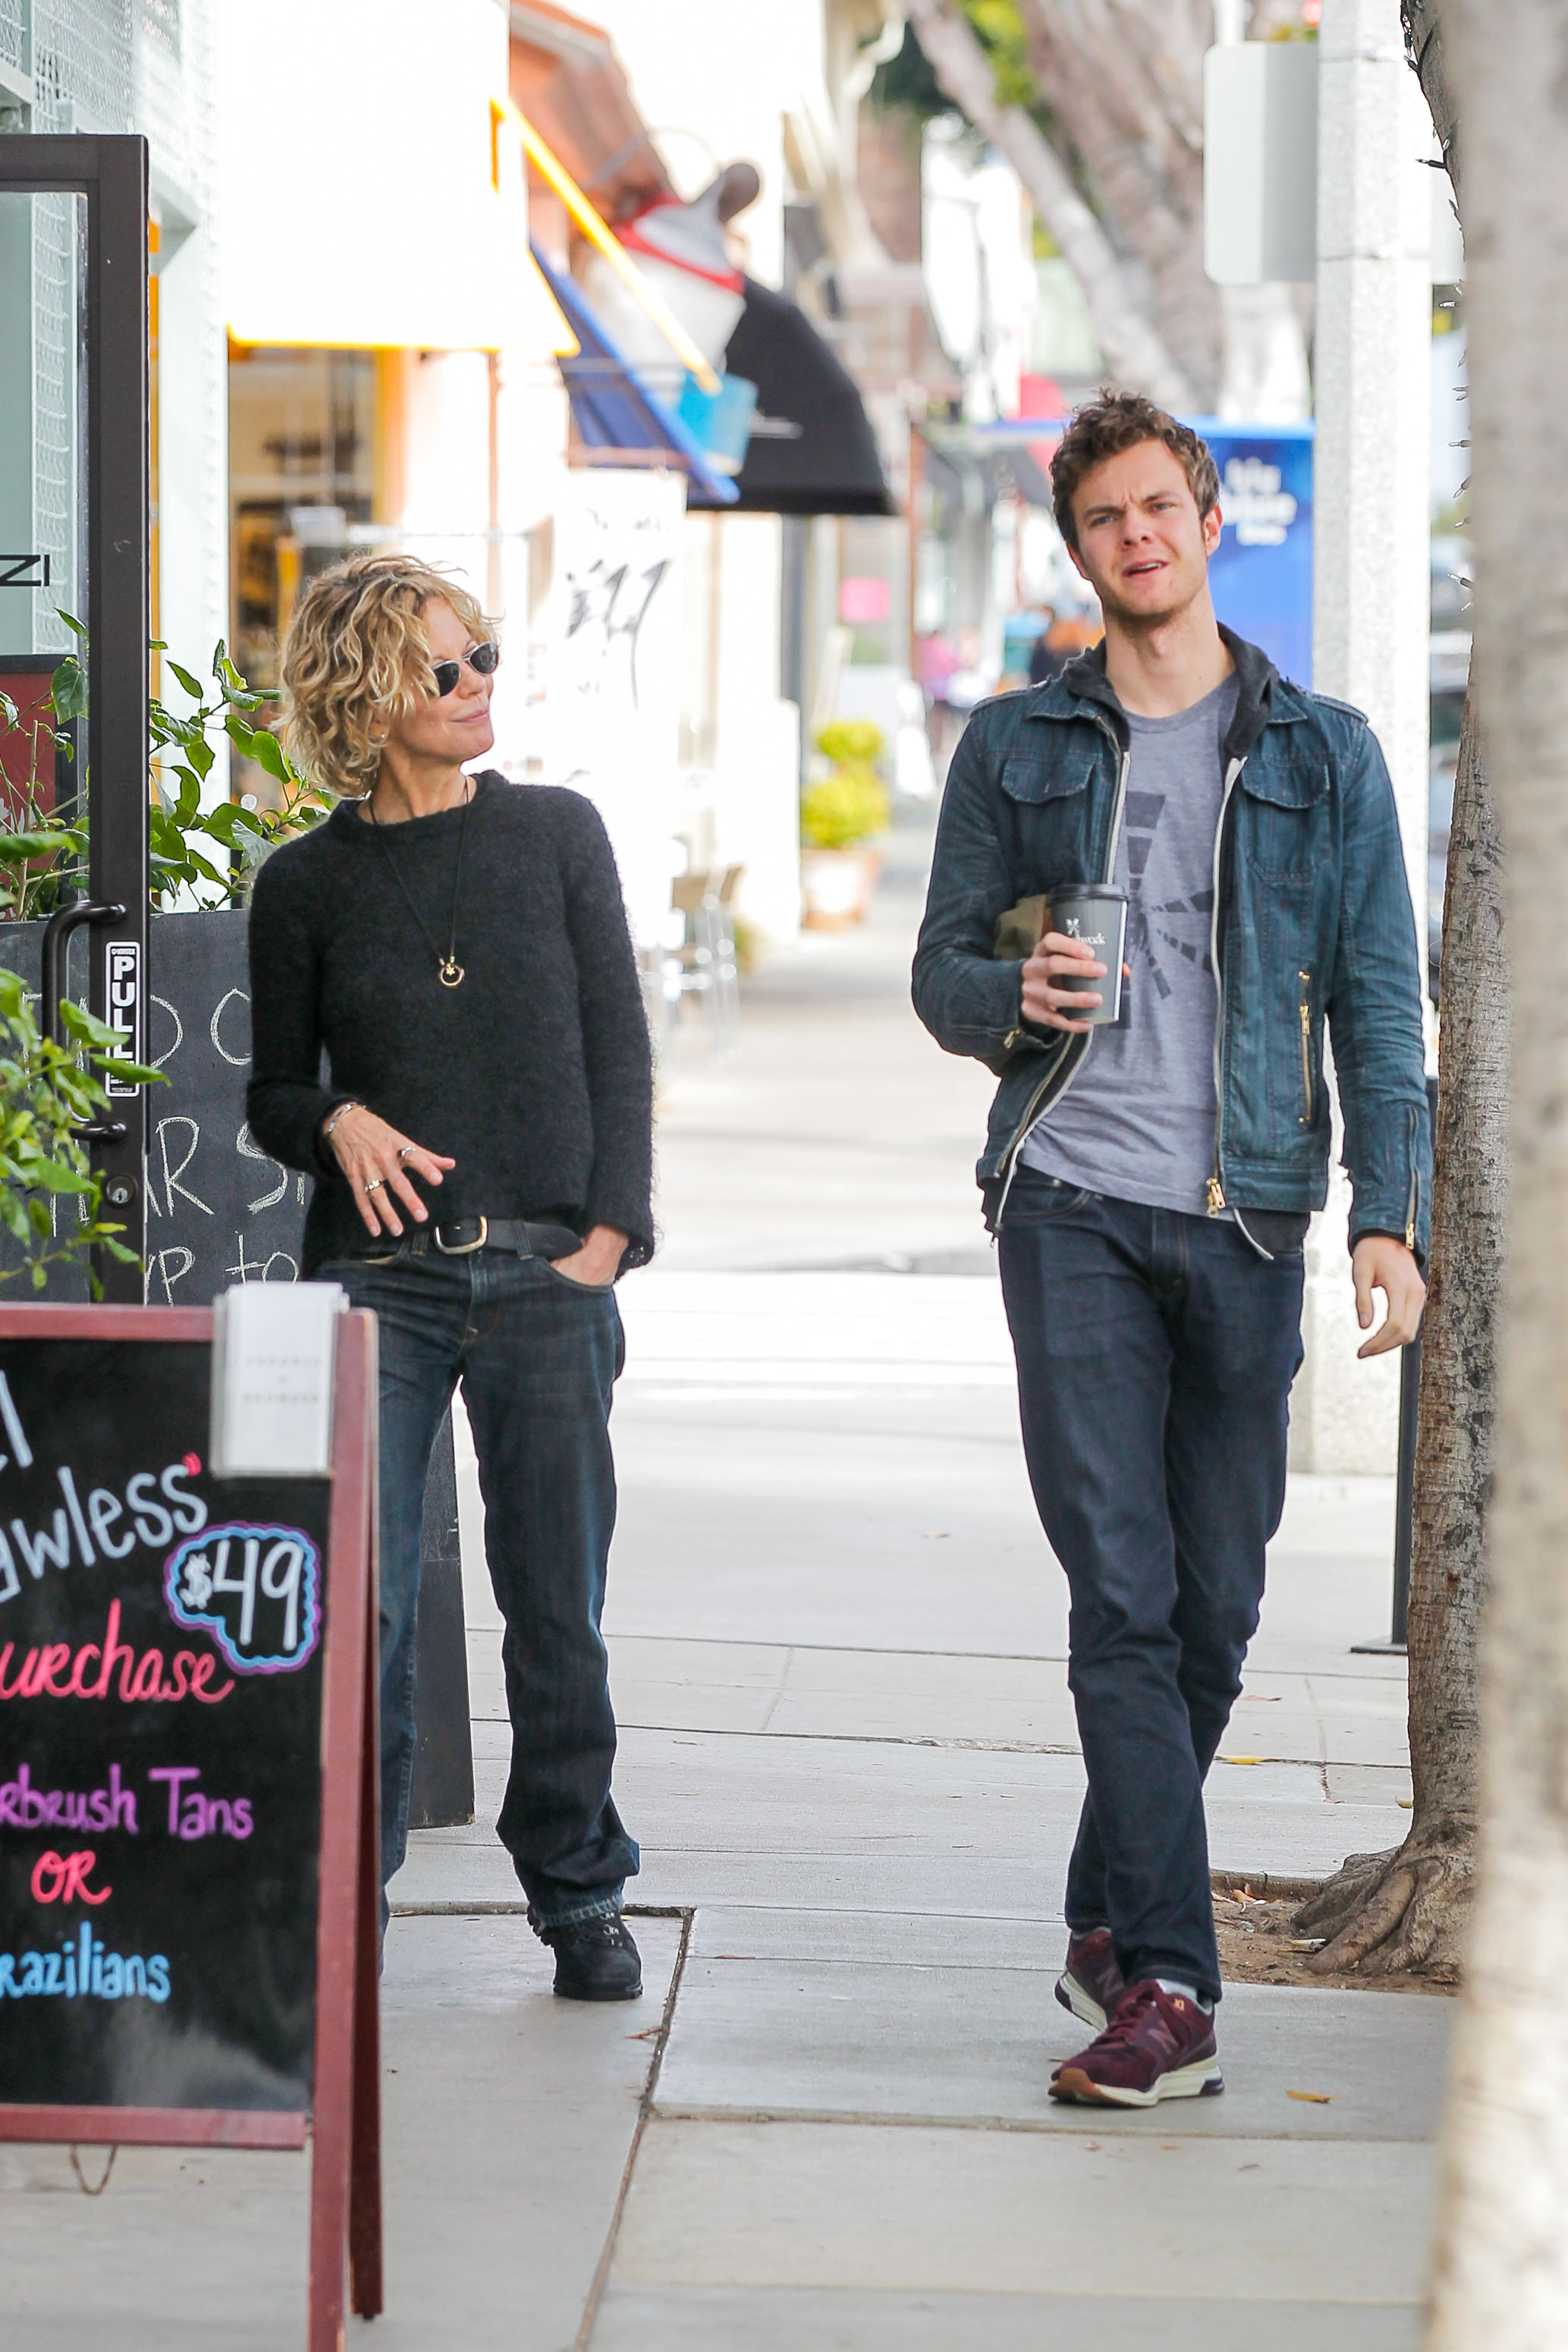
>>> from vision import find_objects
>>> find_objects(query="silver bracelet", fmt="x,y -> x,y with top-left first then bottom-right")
322,1100 -> 363,1146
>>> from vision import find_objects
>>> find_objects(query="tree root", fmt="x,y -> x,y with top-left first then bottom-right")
1291,1824 -> 1474,1981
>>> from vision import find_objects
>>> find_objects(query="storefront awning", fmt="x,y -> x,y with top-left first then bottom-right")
531,246 -> 739,506
687,276 -> 897,518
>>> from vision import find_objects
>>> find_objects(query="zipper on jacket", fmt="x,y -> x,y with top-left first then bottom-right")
1206,755 -> 1246,1222
995,734 -> 1132,1215
1403,1102 -> 1419,1250
1205,753 -> 1274,1261
1297,970 -> 1313,1125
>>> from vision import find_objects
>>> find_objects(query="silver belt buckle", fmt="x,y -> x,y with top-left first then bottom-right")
434,1215 -> 488,1256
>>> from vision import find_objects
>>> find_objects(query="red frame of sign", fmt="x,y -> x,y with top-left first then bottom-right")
0,1303 -> 383,2347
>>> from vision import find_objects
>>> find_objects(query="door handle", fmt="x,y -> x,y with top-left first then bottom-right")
40,899 -> 127,1047
40,900 -> 130,1140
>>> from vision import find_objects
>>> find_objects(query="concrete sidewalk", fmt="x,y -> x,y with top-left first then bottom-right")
3,830 -> 1438,2347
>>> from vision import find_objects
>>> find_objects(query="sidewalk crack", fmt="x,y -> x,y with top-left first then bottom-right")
573,1906 -> 695,2350
757,1647 -> 794,1734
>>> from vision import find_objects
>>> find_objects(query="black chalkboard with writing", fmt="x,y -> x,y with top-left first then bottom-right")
0,1334 -> 329,2111
145,909 -> 311,1303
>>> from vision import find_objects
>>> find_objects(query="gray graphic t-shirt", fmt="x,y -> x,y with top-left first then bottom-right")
1020,671 -> 1240,1215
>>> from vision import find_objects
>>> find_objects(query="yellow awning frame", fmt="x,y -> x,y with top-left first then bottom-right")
491,94 -> 721,394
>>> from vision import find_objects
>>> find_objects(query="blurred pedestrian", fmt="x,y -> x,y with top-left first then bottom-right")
247,552 -> 652,2002
1027,606 -> 1063,686
913,394 -> 1429,2104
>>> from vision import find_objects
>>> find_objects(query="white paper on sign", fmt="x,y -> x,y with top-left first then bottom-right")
209,1282 -> 346,1478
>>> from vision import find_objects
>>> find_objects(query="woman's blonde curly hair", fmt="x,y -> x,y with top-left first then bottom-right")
280,552 -> 495,797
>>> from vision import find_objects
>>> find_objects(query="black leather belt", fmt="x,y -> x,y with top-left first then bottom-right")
360,1217 -> 581,1262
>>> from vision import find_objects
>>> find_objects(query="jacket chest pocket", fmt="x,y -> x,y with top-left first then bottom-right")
1000,753 -> 1097,882
1238,756 -> 1331,885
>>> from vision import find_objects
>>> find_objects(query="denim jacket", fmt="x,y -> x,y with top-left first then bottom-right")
911,629 -> 1432,1262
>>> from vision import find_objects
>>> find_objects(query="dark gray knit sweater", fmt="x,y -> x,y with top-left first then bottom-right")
246,774 -> 655,1275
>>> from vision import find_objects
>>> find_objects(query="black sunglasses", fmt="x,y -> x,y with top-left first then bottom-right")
432,640 -> 501,696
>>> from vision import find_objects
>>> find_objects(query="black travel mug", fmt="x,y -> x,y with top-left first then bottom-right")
1042,883 -> 1127,1025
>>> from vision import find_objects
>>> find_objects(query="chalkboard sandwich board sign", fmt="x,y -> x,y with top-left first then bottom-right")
0,1303 -> 383,2349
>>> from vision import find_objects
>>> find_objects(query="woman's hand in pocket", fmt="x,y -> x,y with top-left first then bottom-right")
549,1225 -> 627,1287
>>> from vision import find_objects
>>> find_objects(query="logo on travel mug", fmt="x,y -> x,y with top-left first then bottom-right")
1045,884 -> 1128,1026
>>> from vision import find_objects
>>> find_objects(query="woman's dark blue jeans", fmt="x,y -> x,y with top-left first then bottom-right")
998,1171 -> 1304,2002
319,1245 -> 639,1928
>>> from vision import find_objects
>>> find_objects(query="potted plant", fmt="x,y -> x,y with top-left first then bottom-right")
800,718 -> 889,929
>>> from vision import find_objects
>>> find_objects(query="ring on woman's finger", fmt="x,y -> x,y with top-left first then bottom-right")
363,1178 -> 385,1194
397,1146 -> 415,1163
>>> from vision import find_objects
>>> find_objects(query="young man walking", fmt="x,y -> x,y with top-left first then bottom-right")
913,393 -> 1430,2105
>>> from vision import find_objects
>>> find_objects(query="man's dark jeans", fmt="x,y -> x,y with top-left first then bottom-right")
998,1169 -> 1304,2001
319,1247 -> 639,1927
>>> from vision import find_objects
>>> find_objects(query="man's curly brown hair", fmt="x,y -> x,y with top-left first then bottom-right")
1050,390 -> 1220,554
280,552 -> 495,797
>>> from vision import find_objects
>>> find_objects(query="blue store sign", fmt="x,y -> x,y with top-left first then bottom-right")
1192,420 -> 1314,688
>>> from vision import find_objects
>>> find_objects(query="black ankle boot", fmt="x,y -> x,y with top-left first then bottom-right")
540,1913 -> 643,2001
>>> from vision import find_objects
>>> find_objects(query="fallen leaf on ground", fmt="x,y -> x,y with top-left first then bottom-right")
1286,2089 -> 1332,2104
1397,1798 -> 1414,1809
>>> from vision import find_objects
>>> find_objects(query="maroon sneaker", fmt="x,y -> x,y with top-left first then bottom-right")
1051,1979 -> 1224,2106
1054,1928 -> 1126,2033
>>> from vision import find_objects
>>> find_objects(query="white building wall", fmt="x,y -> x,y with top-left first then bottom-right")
139,0 -> 228,769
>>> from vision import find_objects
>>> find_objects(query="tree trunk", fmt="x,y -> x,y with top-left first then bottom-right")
1419,2 -> 1568,2335
1295,682 -> 1499,1977
903,0 -> 1197,408
1289,0 -> 1498,1988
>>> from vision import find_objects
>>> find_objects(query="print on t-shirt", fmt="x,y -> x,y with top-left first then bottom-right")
1020,671 -> 1239,1216
1123,789 -> 1215,1007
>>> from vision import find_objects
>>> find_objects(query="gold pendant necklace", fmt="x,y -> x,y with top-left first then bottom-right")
370,781 -> 473,989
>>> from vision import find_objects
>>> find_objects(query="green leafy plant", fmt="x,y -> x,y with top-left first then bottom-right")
0,968 -> 162,1291
0,661 -> 86,923
0,618 -> 329,917
0,624 -> 318,1288
802,719 -> 890,850
148,640 -> 330,904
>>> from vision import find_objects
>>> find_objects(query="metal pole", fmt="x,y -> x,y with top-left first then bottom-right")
1388,1326 -> 1420,1645
86,137 -> 150,1300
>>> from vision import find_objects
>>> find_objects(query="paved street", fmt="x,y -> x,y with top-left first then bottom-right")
5,827 -> 1435,2348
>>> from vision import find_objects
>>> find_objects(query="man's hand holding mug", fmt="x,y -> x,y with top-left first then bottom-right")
1022,935 -> 1133,1033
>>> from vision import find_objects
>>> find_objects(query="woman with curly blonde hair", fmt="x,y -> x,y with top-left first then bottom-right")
246,550 -> 652,2001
